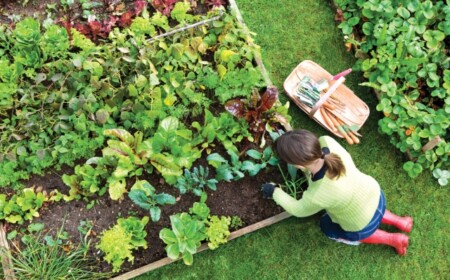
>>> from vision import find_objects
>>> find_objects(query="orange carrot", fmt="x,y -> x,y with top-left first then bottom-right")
337,118 -> 360,144
320,107 -> 337,132
326,110 -> 353,145
323,102 -> 336,111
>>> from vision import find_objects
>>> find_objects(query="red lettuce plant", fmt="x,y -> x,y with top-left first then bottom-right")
151,0 -> 180,16
225,86 -> 281,143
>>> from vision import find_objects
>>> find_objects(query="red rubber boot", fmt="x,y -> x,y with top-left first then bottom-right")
360,229 -> 409,256
382,210 -> 413,233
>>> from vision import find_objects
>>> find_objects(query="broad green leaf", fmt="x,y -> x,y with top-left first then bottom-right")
182,251 -> 194,265
220,50 -> 237,62
154,193 -> 176,205
108,179 -> 126,200
104,129 -> 134,146
159,228 -> 177,244
128,189 -> 152,210
150,207 -> 161,222
166,243 -> 180,260
246,149 -> 262,160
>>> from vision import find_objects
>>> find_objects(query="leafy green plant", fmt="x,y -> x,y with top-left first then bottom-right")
242,146 -> 279,176
205,215 -> 231,250
229,215 -> 244,230
96,216 -> 149,273
100,128 -> 150,200
0,188 -> 47,224
432,168 -> 449,186
336,0 -> 450,183
61,162 -> 109,201
159,193 -> 233,264
128,180 -> 176,222
277,164 -> 307,199
207,150 -> 245,182
225,86 -> 290,144
192,110 -> 252,155
144,116 -> 202,185
159,212 -> 206,265
175,166 -> 218,196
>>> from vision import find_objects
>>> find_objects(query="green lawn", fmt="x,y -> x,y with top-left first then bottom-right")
135,1 -> 448,279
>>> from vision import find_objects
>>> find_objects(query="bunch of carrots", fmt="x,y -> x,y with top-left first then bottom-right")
320,102 -> 360,145
294,70 -> 361,145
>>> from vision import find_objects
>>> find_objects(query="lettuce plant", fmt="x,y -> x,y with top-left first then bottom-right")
0,188 -> 47,224
96,216 -> 149,272
159,212 -> 206,265
61,162 -> 109,201
205,215 -> 230,250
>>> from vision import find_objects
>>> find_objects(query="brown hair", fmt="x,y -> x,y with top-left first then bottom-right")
275,129 -> 346,179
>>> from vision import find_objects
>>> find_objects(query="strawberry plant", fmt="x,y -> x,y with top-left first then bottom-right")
335,0 -> 450,184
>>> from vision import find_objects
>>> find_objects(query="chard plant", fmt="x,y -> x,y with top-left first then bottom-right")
128,180 -> 176,222
225,86 -> 291,145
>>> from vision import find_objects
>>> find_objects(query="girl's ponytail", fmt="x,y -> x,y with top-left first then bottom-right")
323,153 -> 345,179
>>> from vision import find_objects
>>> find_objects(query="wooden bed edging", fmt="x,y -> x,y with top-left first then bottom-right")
110,211 -> 291,280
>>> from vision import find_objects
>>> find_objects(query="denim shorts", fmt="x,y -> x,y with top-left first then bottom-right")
319,191 -> 386,241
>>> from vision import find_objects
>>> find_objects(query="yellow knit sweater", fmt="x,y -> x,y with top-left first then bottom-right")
273,136 -> 381,232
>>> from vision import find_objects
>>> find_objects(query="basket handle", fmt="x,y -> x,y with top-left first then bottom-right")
309,77 -> 345,117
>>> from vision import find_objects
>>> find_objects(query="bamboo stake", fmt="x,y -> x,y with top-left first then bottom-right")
146,10 -> 225,43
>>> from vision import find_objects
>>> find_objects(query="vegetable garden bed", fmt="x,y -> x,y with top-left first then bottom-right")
0,0 -> 298,278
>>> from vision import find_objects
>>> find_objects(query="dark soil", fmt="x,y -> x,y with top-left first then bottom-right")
9,156 -> 284,276
2,0 -> 288,277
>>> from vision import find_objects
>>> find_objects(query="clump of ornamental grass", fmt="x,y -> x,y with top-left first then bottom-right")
4,228 -> 110,280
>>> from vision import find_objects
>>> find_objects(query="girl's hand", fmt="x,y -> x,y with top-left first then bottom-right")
261,183 -> 277,198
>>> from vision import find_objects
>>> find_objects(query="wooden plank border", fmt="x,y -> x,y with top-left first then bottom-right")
111,212 -> 291,280
228,0 -> 273,87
